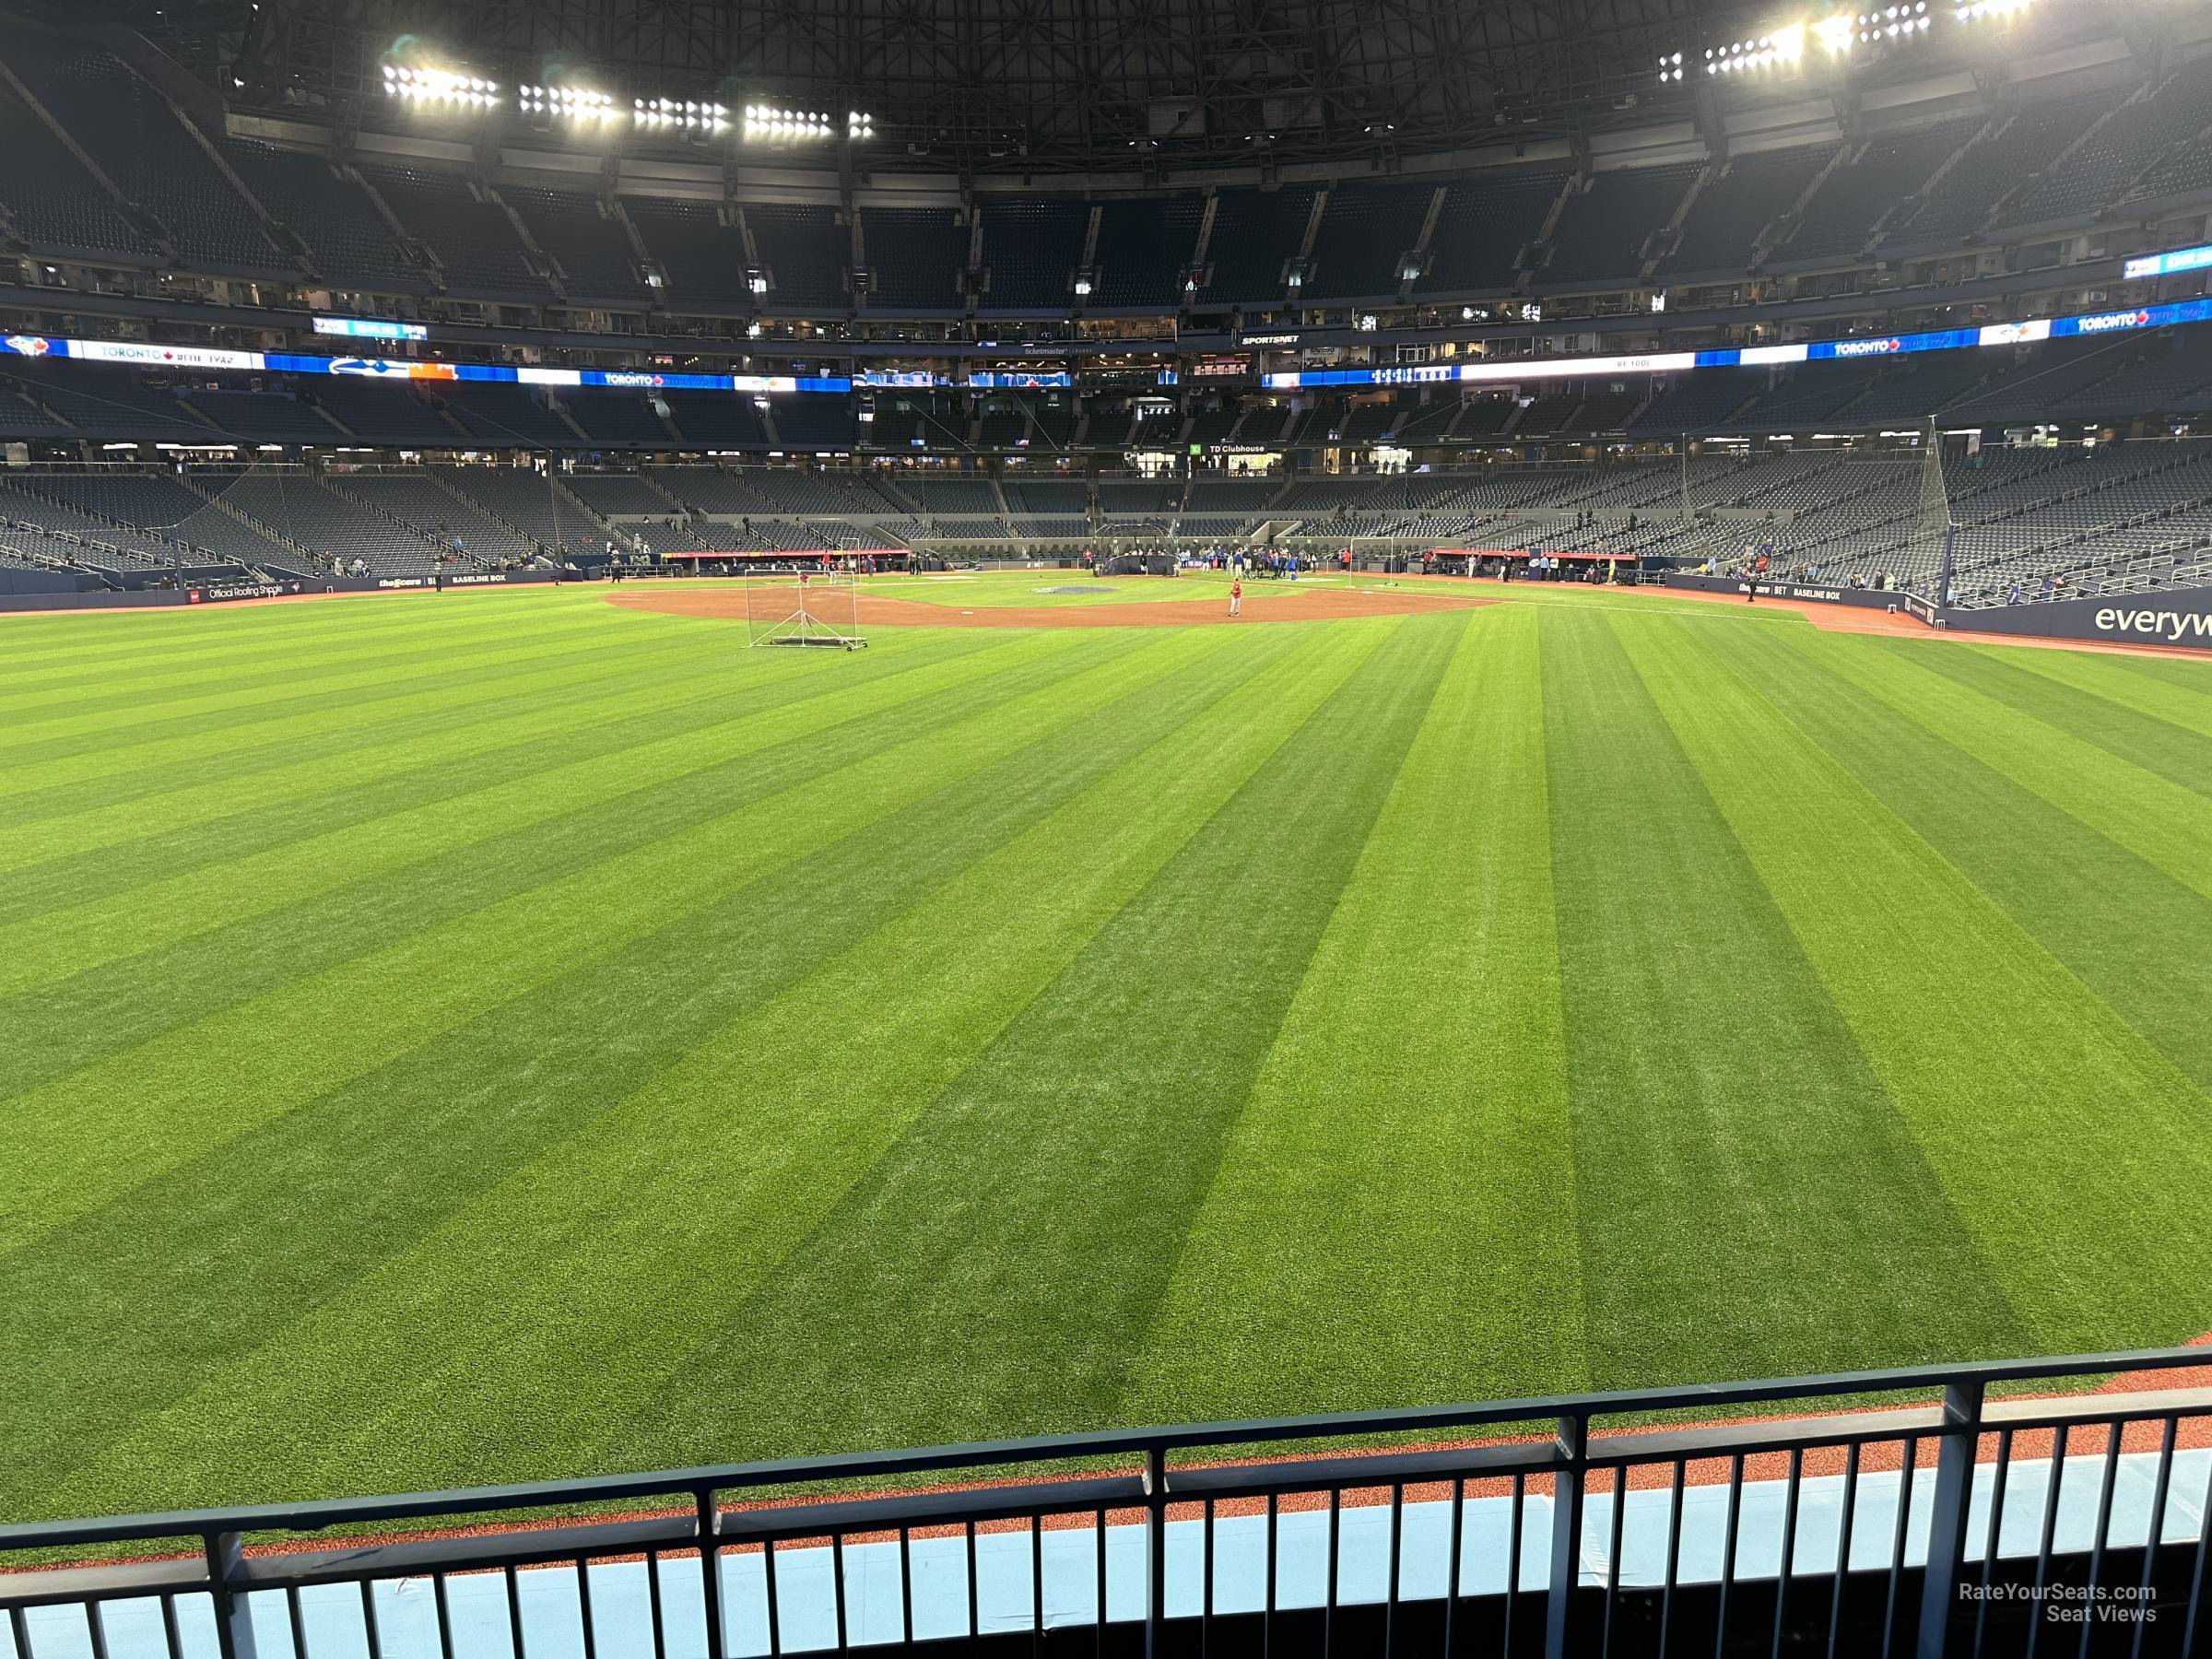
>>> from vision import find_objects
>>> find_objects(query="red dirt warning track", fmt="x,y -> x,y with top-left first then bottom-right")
606,585 -> 1497,628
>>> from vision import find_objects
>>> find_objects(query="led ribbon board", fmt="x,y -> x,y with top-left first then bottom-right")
1258,298 -> 2212,388
312,318 -> 430,342
2123,244 -> 2212,281
11,293 -> 2212,400
0,335 -> 851,394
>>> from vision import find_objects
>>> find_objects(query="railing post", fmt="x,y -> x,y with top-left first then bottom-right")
1144,1444 -> 1167,1657
1914,1378 -> 1984,1659
205,1533 -> 258,1659
694,1489 -> 724,1659
1544,1414 -> 1587,1659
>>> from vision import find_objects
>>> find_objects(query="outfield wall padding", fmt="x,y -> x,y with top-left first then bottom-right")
1664,573 -> 1911,610
0,588 -> 190,611
1939,583 -> 2212,650
0,568 -> 103,596
0,569 -> 567,612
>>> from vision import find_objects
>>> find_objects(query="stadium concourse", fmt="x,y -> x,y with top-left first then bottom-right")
6,0 -> 2212,1653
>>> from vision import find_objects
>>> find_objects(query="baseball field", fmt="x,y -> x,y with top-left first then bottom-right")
5,571 -> 2210,1523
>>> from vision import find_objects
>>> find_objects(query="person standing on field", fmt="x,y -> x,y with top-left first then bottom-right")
1229,576 -> 1241,617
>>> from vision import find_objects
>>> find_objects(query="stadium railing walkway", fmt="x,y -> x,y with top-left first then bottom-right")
2,1347 -> 2206,1657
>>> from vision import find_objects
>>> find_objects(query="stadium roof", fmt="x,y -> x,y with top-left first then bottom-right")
14,0 -> 2174,176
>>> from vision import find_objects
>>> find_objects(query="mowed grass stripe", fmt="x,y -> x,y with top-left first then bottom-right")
0,629 -> 984,894
1868,638 -> 2212,795
1986,642 -> 2212,742
1119,606 -> 1589,1422
28,625 -> 1364,1510
0,604 -> 630,722
601,614 -> 1463,1459
0,595 -> 538,683
0,607 -> 635,748
1542,611 -> 2029,1384
0,630 -> 1065,994
0,655 -> 1041,1094
0,615 -> 718,790
1783,634 -> 2212,899
1723,627 -> 2212,1100
8,623 -> 1300,1513
1622,617 -> 2212,1353
0,613 -> 877,829
0,628 -> 1206,1258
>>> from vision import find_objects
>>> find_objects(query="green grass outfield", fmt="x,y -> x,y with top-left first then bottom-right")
4,579 -> 2210,1521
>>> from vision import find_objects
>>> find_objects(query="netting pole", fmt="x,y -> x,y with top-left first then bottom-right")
1920,418 -> 1956,609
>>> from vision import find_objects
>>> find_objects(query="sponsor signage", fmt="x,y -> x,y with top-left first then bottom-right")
1238,333 -> 1300,347
967,371 -> 1072,388
2124,243 -> 2212,281
1664,573 -> 1907,610
859,371 -> 948,387
2088,603 -> 2212,641
187,581 -> 296,603
1257,297 -> 2212,390
312,317 -> 429,342
76,339 -> 262,369
1941,585 -> 2212,650
279,355 -> 455,379
2072,309 -> 2154,335
0,334 -> 852,396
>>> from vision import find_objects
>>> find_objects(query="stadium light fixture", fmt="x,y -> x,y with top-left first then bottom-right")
1706,23 -> 1809,75
1849,3 -> 1934,44
629,97 -> 728,132
382,65 -> 500,106
517,85 -> 618,119
1813,13 -> 1858,52
1955,0 -> 2031,20
1682,6 -> 1925,79
737,105 -> 857,141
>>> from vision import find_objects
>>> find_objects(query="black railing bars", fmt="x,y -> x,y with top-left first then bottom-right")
2,1346 -> 2207,1658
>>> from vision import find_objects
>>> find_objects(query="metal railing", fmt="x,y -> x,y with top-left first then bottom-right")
2,1347 -> 2206,1659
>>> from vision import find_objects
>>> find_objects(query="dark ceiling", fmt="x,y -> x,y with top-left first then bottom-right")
41,0 -> 2134,175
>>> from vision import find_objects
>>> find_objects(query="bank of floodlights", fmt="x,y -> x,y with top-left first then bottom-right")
1955,0 -> 2031,21
1845,3 -> 1935,44
519,85 -> 618,119
1704,23 -> 1807,73
1670,0 -> 1935,84
382,65 -> 499,105
636,97 -> 729,131
739,106 -> 870,141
